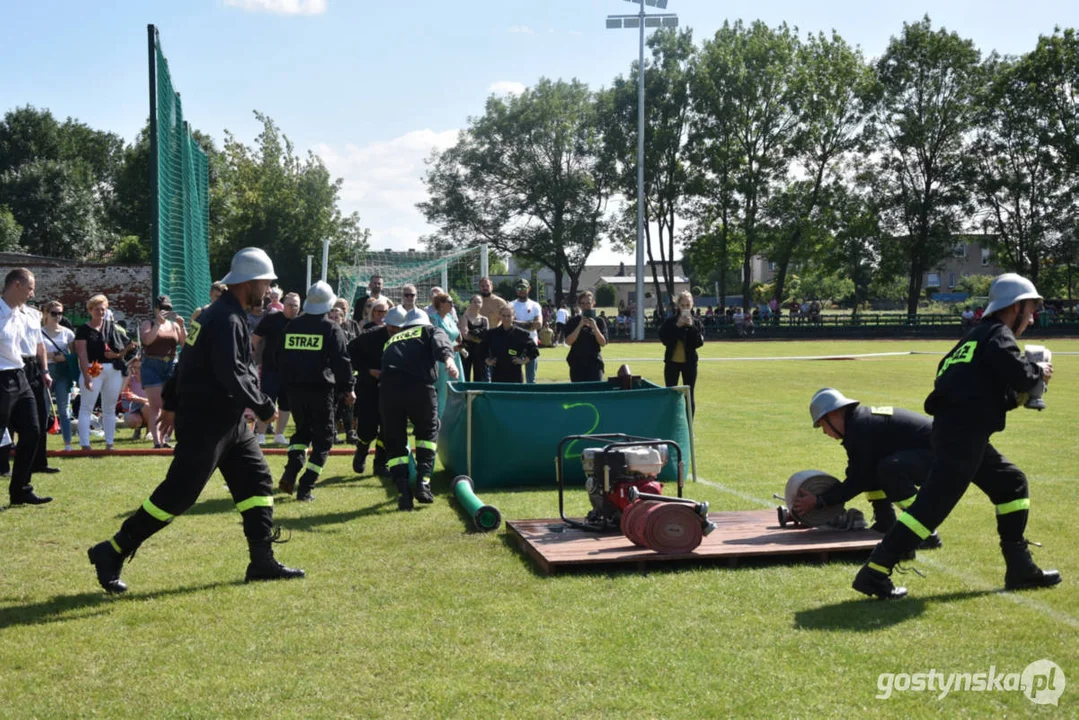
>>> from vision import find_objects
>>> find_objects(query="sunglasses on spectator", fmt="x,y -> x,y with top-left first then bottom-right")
403,293 -> 416,297
49,311 -> 63,317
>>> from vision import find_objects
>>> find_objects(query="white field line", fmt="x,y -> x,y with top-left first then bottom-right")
693,474 -> 1079,627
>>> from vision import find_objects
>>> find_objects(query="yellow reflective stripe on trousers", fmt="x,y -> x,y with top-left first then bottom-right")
387,455 -> 409,469
864,490 -> 887,501
996,498 -> 1030,515
415,440 -> 436,451
142,498 -> 175,522
305,462 -> 324,476
236,495 -> 274,513
868,562 -> 891,574
897,511 -> 932,540
374,439 -> 385,448
896,494 -> 917,510
288,444 -> 307,452
109,537 -> 122,553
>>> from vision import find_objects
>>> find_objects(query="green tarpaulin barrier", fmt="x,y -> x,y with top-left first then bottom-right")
438,379 -> 694,489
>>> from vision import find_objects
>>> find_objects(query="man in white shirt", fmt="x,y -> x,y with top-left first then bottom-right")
17,297 -> 59,475
0,268 -> 51,505
512,279 -> 543,383
554,303 -> 569,346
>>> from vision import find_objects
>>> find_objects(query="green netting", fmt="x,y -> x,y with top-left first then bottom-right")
153,34 -> 211,321
337,247 -> 483,309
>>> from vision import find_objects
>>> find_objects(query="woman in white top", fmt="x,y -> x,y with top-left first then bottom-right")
75,295 -> 135,451
41,300 -> 76,451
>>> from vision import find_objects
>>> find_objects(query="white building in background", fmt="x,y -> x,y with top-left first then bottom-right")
505,257 -> 686,307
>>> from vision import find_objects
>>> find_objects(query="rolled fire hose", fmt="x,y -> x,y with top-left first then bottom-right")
451,475 -> 502,533
783,470 -> 843,527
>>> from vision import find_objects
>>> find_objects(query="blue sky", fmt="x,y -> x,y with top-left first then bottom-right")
3,0 -> 1077,263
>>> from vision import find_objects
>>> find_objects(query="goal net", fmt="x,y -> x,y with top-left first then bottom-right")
337,245 -> 488,315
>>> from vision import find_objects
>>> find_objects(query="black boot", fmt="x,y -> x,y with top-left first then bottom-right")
353,443 -> 370,475
278,468 -> 298,496
373,445 -> 388,477
396,476 -> 414,511
88,539 -> 132,594
245,543 -> 305,583
852,563 -> 908,599
296,474 -> 316,503
1002,539 -> 1061,590
415,477 -> 434,504
918,532 -> 943,550
869,500 -> 896,533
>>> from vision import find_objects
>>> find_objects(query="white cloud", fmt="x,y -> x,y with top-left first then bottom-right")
224,0 -> 327,15
312,129 -> 459,252
507,25 -> 534,35
488,81 -> 525,96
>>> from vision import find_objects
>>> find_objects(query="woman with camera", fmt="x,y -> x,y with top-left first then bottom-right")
139,295 -> 186,448
76,294 -> 137,450
659,290 -> 704,416
42,300 -> 76,451
563,291 -> 608,382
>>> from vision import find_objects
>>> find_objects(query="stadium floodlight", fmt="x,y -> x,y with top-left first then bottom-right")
606,1 -> 678,340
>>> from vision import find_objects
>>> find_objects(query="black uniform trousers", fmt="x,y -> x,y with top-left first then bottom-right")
113,410 -> 275,552
379,373 -> 439,480
569,361 -> 605,383
471,341 -> 491,382
664,361 -> 698,417
874,449 -> 931,506
24,357 -> 50,470
284,386 -> 336,491
353,378 -> 384,464
869,424 -> 1029,568
0,368 -> 41,500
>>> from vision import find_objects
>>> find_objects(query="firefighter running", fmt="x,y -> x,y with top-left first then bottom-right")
795,388 -> 941,547
87,247 -> 304,593
853,273 -> 1060,599
380,307 -> 458,510
277,281 -> 355,502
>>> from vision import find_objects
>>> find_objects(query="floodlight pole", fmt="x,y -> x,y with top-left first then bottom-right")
635,0 -> 646,341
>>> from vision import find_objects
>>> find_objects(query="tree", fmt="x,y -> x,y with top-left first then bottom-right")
419,79 -> 614,306
872,16 -> 981,316
0,158 -> 101,258
595,283 -> 616,307
603,29 -> 696,316
213,112 -> 368,294
0,206 -> 22,251
692,20 -> 802,309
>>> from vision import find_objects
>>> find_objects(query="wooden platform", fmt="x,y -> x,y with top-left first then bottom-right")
506,509 -> 883,575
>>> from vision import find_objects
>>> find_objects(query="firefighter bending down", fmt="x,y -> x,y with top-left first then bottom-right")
88,248 -> 304,593
379,307 -> 458,510
795,388 -> 942,549
853,273 -> 1060,599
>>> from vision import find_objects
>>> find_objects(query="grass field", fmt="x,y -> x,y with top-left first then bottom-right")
2,339 -> 1076,718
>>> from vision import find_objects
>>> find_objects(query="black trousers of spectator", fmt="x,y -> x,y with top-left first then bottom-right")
380,374 -> 438,483
283,386 -> 336,493
471,341 -> 491,382
460,346 -> 483,382
664,361 -> 698,417
1,368 -> 42,501
868,424 -> 1030,569
111,411 -> 275,553
24,357 -> 50,470
569,362 -> 605,382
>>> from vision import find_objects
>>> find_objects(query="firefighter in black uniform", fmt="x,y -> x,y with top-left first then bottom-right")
484,305 -> 539,383
794,388 -> 941,547
348,299 -> 390,476
380,306 -> 458,510
277,281 -> 355,502
854,273 -> 1060,599
87,248 -> 304,593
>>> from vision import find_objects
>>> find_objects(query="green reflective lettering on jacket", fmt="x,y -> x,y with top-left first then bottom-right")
384,326 -> 423,349
185,320 -> 202,347
870,406 -> 894,416
284,333 -> 323,351
937,341 -> 977,378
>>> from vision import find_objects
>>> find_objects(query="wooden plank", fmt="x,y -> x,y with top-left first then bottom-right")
506,509 -> 882,574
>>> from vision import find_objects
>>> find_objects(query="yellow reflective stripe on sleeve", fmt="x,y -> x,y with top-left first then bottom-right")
288,444 -> 308,452
996,498 -> 1030,516
896,494 -> 917,510
415,440 -> 436,451
868,562 -> 891,574
864,490 -> 887,501
109,537 -> 122,553
870,406 -> 894,416
284,333 -> 323,350
236,495 -> 274,513
386,455 -> 410,469
304,462 -> 324,476
897,511 -> 932,540
374,439 -> 385,448
142,498 -> 175,522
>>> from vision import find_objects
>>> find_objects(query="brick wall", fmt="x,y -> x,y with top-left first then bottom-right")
0,255 -> 151,327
